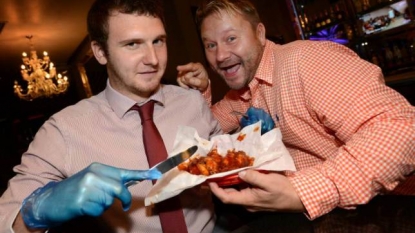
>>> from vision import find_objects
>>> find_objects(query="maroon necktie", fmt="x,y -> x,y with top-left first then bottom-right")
133,101 -> 188,233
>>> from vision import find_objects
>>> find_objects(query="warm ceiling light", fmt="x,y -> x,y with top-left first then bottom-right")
13,35 -> 69,101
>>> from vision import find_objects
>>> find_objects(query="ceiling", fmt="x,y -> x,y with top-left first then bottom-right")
0,0 -> 95,94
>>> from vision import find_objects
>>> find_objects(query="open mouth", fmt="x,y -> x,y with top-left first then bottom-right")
220,63 -> 240,77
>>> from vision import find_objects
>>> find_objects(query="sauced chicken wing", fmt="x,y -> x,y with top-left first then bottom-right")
178,148 -> 254,175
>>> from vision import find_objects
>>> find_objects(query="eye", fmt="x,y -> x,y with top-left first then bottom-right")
154,38 -> 166,47
227,36 -> 236,43
204,42 -> 216,50
154,35 -> 167,47
125,42 -> 139,49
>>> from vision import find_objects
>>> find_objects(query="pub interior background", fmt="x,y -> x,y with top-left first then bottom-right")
0,0 -> 414,194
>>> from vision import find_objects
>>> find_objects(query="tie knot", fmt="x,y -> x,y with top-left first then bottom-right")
133,100 -> 155,123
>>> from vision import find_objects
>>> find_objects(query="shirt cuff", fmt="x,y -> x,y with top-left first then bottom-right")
288,167 -> 340,220
201,81 -> 212,107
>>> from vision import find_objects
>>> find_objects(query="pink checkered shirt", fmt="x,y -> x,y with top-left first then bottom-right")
203,40 -> 415,219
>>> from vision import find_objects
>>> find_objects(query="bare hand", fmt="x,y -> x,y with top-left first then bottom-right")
208,170 -> 305,213
177,62 -> 209,92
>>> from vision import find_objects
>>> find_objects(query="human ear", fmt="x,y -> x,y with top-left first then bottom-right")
256,23 -> 266,46
91,41 -> 108,65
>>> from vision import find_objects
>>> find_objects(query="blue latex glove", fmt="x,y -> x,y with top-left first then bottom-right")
21,163 -> 161,229
240,107 -> 275,134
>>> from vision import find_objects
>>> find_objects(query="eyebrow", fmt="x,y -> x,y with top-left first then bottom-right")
118,33 -> 167,45
201,28 -> 236,41
156,34 -> 167,40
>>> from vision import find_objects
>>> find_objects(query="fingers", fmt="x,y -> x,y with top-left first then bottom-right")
208,171 -> 275,210
117,186 -> 133,211
88,178 -> 131,214
95,164 -> 160,183
177,74 -> 194,90
87,165 -> 159,211
209,182 -> 270,212
177,62 -> 200,72
120,168 -> 162,183
177,63 -> 199,85
242,107 -> 275,134
208,182 -> 233,203
118,168 -> 161,209
210,171 -> 304,213
177,77 -> 190,89
177,69 -> 196,89
177,62 -> 209,91
238,170 -> 268,190
208,182 -> 253,205
177,75 -> 208,91
177,70 -> 201,83
75,173 -> 132,214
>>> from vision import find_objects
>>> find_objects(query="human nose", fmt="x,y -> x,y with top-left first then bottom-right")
216,44 -> 230,62
143,45 -> 159,66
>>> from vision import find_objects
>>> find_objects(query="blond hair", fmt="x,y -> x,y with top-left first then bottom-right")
195,0 -> 261,30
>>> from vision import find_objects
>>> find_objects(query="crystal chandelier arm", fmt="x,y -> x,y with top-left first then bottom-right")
14,35 -> 70,100
14,81 -> 35,101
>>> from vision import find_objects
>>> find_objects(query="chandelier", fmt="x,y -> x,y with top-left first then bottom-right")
13,35 -> 69,101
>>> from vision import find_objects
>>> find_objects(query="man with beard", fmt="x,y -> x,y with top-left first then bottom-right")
177,0 -> 415,222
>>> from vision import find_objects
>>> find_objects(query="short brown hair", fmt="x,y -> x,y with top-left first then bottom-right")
87,0 -> 165,55
195,0 -> 261,30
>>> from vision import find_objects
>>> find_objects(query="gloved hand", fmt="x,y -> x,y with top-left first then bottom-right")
240,107 -> 275,134
21,163 -> 161,229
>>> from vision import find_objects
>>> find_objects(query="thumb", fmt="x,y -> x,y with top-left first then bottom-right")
238,170 -> 267,188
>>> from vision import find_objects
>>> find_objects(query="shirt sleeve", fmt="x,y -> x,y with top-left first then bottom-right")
0,117 -> 68,232
288,41 -> 415,219
202,79 -> 244,133
201,82 -> 213,107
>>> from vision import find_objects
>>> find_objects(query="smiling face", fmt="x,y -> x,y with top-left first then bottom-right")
201,10 -> 266,90
91,12 -> 167,102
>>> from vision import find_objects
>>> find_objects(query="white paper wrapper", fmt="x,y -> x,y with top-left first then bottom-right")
144,121 -> 296,206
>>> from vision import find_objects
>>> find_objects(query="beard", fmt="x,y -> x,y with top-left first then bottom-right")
215,43 -> 263,91
217,59 -> 257,91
